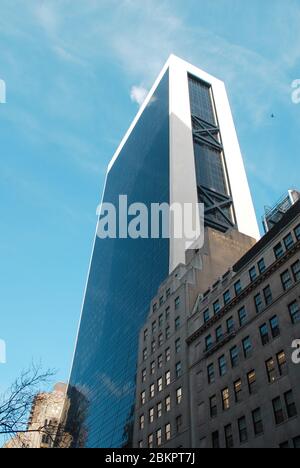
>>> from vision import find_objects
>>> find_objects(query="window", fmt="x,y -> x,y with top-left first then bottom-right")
165,396 -> 171,412
242,337 -> 252,358
152,321 -> 157,334
207,363 -> 215,384
143,348 -> 148,361
238,417 -> 248,444
292,260 -> 300,282
252,408 -> 264,435
223,290 -> 231,305
176,415 -> 182,433
204,309 -> 210,323
234,280 -> 242,296
216,326 -> 223,342
263,285 -> 273,306
176,362 -> 182,379
270,315 -> 280,338
273,397 -> 285,425
219,355 -> 227,377
148,434 -> 154,448
239,306 -> 247,326
210,395 -> 218,418
158,314 -> 163,328
175,338 -> 181,354
166,327 -> 171,340
260,324 -> 269,346
165,423 -> 171,441
150,384 -> 155,399
222,388 -> 230,411
206,335 -> 213,351
157,377 -> 163,393
258,258 -> 266,274
144,329 -> 148,341
159,296 -> 164,307
289,301 -> 300,324
149,408 -> 154,423
213,300 -> 221,315
165,371 -> 171,386
266,358 -> 276,383
166,288 -> 171,298
247,370 -> 257,394
165,307 -> 170,321
151,341 -> 156,354
165,348 -> 171,362
141,391 -> 146,406
230,346 -> 239,368
281,270 -> 293,291
249,266 -> 257,282
175,297 -> 180,310
212,431 -> 220,449
156,429 -> 162,447
175,316 -> 180,330
158,333 -> 163,347
176,387 -> 183,405
285,390 -> 297,418
234,379 -> 242,403
254,293 -> 263,314
293,436 -> 300,449
138,441 -> 143,449
277,351 -> 287,376
140,415 -> 145,430
157,402 -> 162,419
153,303 -> 157,314
284,233 -> 294,250
158,355 -> 163,369
225,424 -> 234,448
142,369 -> 147,383
227,317 -> 235,334
294,224 -> 300,241
274,242 -> 284,259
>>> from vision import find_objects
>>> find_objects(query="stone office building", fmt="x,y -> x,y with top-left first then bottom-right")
133,199 -> 300,449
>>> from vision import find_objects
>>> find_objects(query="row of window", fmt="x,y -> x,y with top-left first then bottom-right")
141,340 -> 181,383
274,224 -> 300,261
143,318 -> 181,358
281,260 -> 300,291
211,390 -> 297,449
140,364 -> 182,405
209,350 -> 287,416
139,420 -> 181,448
139,388 -> 183,431
152,295 -> 180,316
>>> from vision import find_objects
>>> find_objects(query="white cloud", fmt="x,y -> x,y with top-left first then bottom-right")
34,3 -> 59,35
130,85 -> 148,106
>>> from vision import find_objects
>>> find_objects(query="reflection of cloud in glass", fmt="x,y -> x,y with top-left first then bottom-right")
99,373 -> 133,399
0,79 -> 6,104
0,339 -> 6,364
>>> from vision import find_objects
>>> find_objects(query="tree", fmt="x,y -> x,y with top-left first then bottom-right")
0,363 -> 57,448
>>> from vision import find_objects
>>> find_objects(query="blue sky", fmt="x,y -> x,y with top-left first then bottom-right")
0,0 -> 299,401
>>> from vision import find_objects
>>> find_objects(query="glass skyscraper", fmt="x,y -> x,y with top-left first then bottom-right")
65,55 -> 259,448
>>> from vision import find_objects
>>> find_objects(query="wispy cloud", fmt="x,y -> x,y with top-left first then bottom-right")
130,85 -> 148,106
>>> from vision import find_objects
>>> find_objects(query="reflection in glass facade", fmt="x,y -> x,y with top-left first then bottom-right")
188,74 -> 236,233
67,71 -> 170,448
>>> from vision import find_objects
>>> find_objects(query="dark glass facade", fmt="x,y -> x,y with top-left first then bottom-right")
188,75 -> 236,233
67,72 -> 170,448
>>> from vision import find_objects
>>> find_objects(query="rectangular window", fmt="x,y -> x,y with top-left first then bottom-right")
239,306 -> 247,326
234,379 -> 242,403
222,388 -> 230,411
151,341 -> 156,354
270,315 -> 280,338
166,327 -> 171,340
247,370 -> 257,394
234,280 -> 242,296
213,300 -> 221,315
294,224 -> 300,241
176,362 -> 182,379
175,338 -> 181,354
150,384 -> 155,399
284,233 -> 294,250
219,355 -> 227,376
274,242 -> 284,260
165,371 -> 171,386
148,434 -> 153,449
157,377 -> 163,393
153,303 -> 157,314
176,387 -> 183,405
175,297 -> 180,310
159,296 -> 164,307
212,431 -> 220,449
175,316 -> 180,330
238,417 -> 248,444
141,391 -> 146,406
227,317 -> 235,334
285,390 -> 297,418
140,414 -> 145,430
176,415 -> 182,433
157,402 -> 162,419
292,260 -> 300,282
165,423 -> 171,441
263,285 -> 273,306
216,326 -> 223,342
143,348 -> 148,361
152,321 -> 157,334
204,309 -> 210,323
224,424 -> 234,448
289,301 -> 300,324
242,337 -> 252,358
260,323 -> 269,346
206,335 -> 213,351
158,314 -> 163,328
142,369 -> 147,383
277,351 -> 287,376
249,266 -> 257,282
165,307 -> 170,321
165,396 -> 171,412
165,347 -> 171,362
166,288 -> 171,299
158,355 -> 163,369
254,293 -> 263,314
144,329 -> 148,341
158,333 -> 163,347
230,346 -> 239,368
273,397 -> 285,425
208,363 -> 215,384
266,358 -> 277,383
223,290 -> 231,305
258,258 -> 266,274
210,395 -> 218,418
281,270 -> 293,291
149,408 -> 154,423
252,408 -> 264,435
156,429 -> 162,447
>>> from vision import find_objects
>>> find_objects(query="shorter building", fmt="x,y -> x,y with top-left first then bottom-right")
133,198 -> 300,449
3,383 -> 68,449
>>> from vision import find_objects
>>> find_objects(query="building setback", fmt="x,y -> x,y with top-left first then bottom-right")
133,199 -> 300,449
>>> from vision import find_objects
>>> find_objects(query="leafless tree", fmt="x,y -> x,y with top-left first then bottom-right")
0,363 -> 57,448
